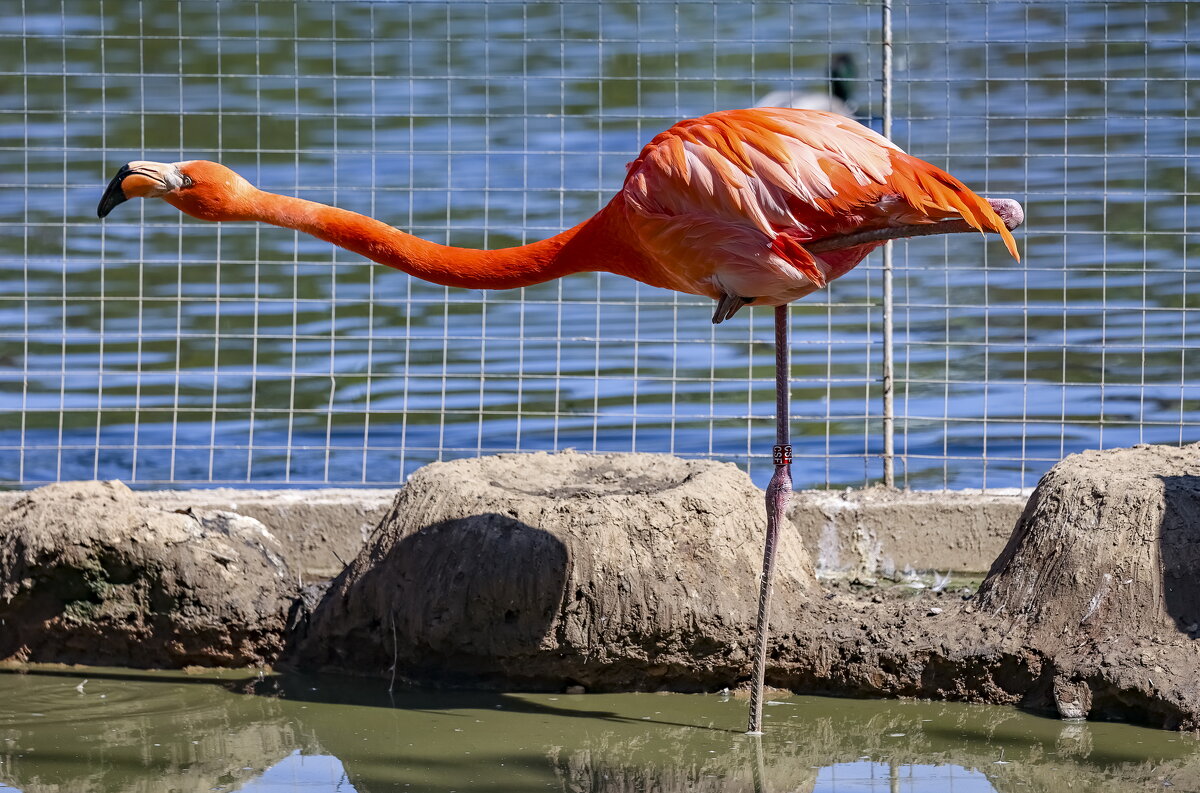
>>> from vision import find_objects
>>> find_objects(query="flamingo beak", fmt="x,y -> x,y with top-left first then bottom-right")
98,162 -> 178,219
97,163 -> 137,218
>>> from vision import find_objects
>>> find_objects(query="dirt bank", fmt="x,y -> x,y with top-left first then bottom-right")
292,451 -> 815,689
2,446 -> 1197,730
289,446 -> 1200,730
0,481 -> 296,667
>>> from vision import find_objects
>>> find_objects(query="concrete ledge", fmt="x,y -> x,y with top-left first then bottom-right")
0,483 -> 1026,580
143,489 -> 395,581
792,487 -> 1028,577
0,487 -> 394,582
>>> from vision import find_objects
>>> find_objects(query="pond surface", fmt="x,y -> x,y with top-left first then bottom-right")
1,1 -> 1197,490
0,668 -> 1195,792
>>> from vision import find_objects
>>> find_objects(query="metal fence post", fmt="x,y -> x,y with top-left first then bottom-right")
881,0 -> 896,488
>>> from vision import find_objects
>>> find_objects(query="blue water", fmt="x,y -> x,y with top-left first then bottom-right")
1,1 -> 1197,489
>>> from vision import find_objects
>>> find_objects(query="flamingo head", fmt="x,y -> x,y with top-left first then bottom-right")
97,160 -> 256,221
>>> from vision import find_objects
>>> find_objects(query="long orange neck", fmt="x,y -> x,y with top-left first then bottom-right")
242,191 -> 644,291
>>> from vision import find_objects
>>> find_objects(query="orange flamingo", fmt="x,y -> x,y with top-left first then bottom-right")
98,107 -> 1022,731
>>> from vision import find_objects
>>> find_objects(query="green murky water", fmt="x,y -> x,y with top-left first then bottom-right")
0,668 -> 1195,792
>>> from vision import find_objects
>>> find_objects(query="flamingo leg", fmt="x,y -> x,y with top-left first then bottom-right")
747,304 -> 793,734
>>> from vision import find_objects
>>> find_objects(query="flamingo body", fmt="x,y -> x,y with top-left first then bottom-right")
614,109 -> 1018,318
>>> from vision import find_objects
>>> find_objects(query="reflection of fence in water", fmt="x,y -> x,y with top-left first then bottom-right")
2,2 -> 1195,490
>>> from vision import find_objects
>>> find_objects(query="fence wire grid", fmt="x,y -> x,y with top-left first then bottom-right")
2,0 -> 1196,490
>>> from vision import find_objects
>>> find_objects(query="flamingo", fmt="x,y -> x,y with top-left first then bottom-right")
97,107 -> 1022,732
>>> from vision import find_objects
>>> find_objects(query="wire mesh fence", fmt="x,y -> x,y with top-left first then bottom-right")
1,0 -> 1195,491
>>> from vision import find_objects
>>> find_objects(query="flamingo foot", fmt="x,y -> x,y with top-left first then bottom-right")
712,293 -> 754,324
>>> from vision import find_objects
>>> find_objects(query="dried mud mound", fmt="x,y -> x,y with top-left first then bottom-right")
968,443 -> 1200,727
292,451 -> 814,689
6,445 -> 1197,731
977,443 -> 1200,639
0,480 -> 297,667
760,444 -> 1200,730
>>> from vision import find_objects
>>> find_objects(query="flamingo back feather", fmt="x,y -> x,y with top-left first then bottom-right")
615,108 -> 1018,311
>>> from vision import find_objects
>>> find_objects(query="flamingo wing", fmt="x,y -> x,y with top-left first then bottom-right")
616,108 -> 1018,321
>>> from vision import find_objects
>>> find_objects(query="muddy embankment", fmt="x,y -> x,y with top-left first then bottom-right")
1,445 -> 1197,729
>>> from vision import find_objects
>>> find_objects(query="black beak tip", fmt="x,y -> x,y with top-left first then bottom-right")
96,196 -> 122,219
97,163 -> 133,219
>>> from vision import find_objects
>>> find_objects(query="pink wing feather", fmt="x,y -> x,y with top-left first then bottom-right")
613,108 -> 1017,317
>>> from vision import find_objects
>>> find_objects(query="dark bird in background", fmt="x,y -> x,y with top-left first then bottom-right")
758,52 -> 859,117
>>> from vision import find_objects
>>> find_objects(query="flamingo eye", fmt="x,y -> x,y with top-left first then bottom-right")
180,174 -> 194,188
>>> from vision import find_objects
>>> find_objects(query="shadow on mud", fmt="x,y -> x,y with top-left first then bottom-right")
1160,475 -> 1200,638
290,512 -> 574,685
